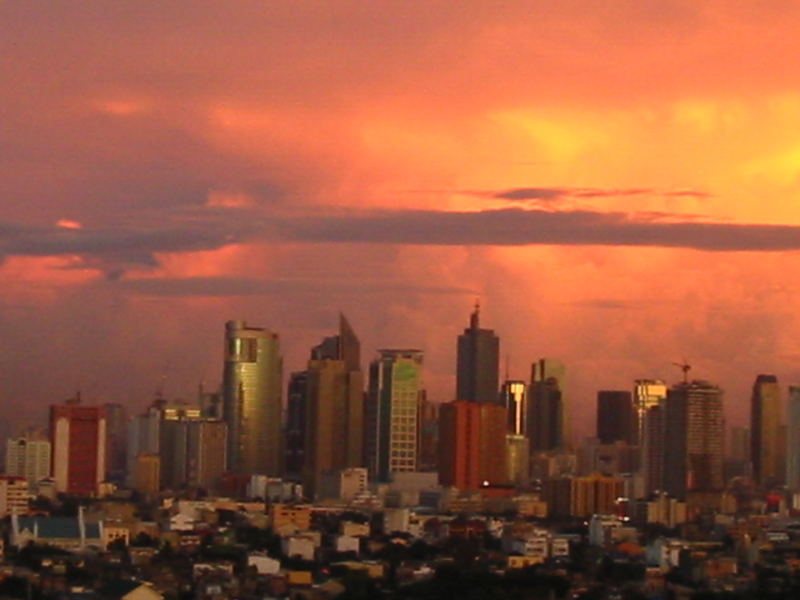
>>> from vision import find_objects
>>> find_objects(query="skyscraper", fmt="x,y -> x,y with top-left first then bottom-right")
633,380 -> 667,446
663,380 -> 725,500
751,374 -> 783,487
366,349 -> 424,481
222,320 -> 283,476
285,371 -> 309,477
786,386 -> 800,490
438,400 -> 508,490
641,403 -> 666,495
528,359 -> 566,451
50,398 -> 106,496
159,404 -> 227,491
456,303 -> 499,403
103,403 -> 127,483
304,314 -> 364,497
417,393 -> 439,472
596,390 -> 635,445
501,379 -> 527,435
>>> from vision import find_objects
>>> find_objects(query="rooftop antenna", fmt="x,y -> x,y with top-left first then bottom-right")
672,360 -> 691,384
470,298 -> 481,329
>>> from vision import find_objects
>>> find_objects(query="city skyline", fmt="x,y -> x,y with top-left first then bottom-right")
5,2 -> 800,440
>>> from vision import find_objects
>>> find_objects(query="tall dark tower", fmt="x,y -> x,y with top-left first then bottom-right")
663,380 -> 724,500
528,358 -> 566,451
456,303 -> 500,403
751,374 -> 783,488
596,390 -> 635,445
304,314 -> 365,497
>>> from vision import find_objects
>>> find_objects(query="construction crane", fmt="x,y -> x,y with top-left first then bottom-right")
672,360 -> 691,384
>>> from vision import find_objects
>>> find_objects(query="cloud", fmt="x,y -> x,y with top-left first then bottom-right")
3,205 -> 800,279
112,276 -> 475,297
274,207 -> 800,252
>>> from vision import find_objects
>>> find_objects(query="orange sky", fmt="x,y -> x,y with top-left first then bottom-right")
2,1 -> 800,437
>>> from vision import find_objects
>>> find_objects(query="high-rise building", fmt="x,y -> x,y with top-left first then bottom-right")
222,320 -> 283,476
159,404 -> 226,491
641,403 -> 666,495
198,384 -> 223,419
456,303 -> 499,403
417,393 -> 439,472
6,431 -> 51,484
728,426 -> 751,462
663,380 -> 724,500
304,315 -> 364,497
501,380 -> 527,435
50,399 -> 106,496
366,349 -> 424,481
125,400 -> 163,486
751,374 -> 783,487
285,371 -> 309,477
633,380 -> 667,446
597,391 -> 636,445
134,454 -> 160,497
787,386 -> 800,490
528,359 -> 566,451
505,434 -> 530,487
103,403 -> 127,483
438,401 -> 508,490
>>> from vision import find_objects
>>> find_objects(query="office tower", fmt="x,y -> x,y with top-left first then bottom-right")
787,386 -> 800,490
751,374 -> 783,487
366,349 -> 424,481
438,401 -> 508,490
198,384 -> 223,419
417,393 -> 439,472
50,399 -> 106,496
501,380 -> 527,435
285,371 -> 309,477
456,303 -> 499,403
103,403 -> 127,483
729,427 -> 751,462
304,315 -> 365,497
641,403 -> 666,495
134,454 -> 160,497
633,380 -> 667,446
663,380 -> 724,500
506,434 -> 530,487
159,404 -> 227,491
6,431 -> 51,484
528,359 -> 566,451
125,400 -> 163,485
222,320 -> 283,476
597,391 -> 636,445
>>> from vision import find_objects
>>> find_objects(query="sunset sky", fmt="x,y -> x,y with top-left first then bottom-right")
3,1 -> 800,438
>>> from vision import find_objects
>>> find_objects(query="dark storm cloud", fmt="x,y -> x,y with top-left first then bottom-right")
276,208 -> 800,252
487,186 -> 702,201
112,276 -> 474,297
492,187 -> 568,200
0,208 -> 800,270
3,206 -> 800,278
